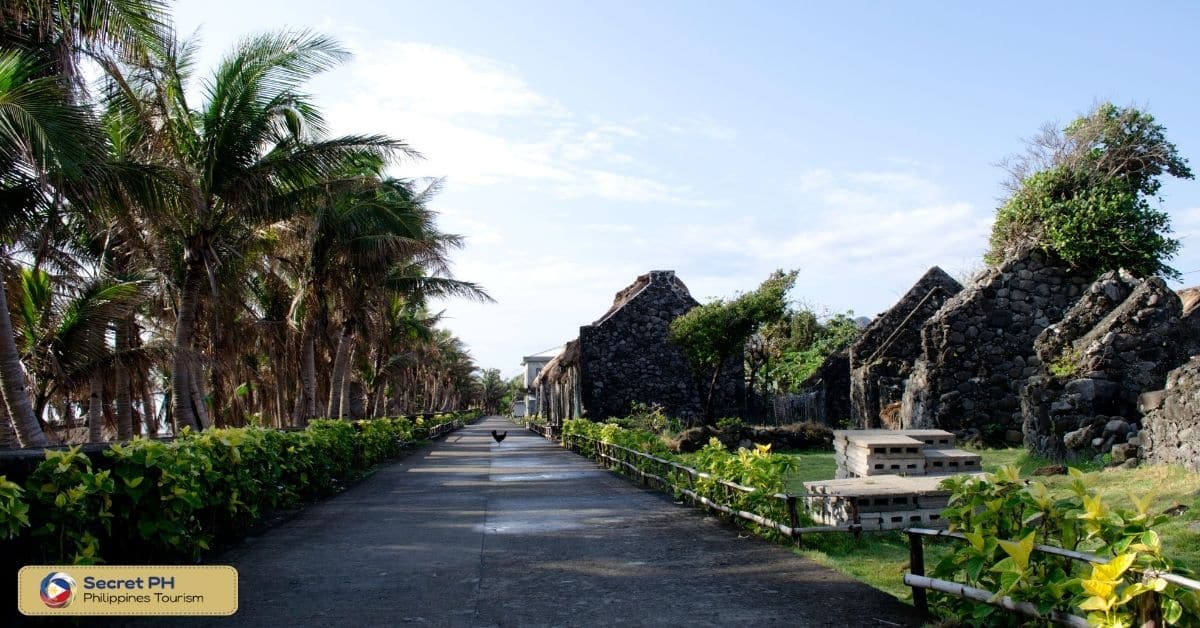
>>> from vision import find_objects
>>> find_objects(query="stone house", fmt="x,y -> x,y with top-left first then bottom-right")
533,270 -> 743,424
849,267 -> 961,428
900,249 -> 1093,442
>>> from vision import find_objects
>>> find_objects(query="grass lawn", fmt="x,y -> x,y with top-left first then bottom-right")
781,446 -> 1200,602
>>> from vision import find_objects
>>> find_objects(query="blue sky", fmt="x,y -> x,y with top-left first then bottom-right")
175,1 -> 1200,376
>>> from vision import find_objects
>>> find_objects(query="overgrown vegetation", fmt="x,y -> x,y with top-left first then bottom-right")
933,466 -> 1198,625
781,447 -> 1200,624
1049,348 -> 1085,378
756,311 -> 860,391
0,412 -> 478,565
670,270 -> 796,423
988,103 -> 1193,279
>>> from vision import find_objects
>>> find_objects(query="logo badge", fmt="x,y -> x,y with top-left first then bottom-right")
39,572 -> 76,609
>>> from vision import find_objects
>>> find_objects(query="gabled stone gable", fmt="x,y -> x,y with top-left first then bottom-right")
849,267 -> 962,428
578,271 -> 743,423
900,249 -> 1092,441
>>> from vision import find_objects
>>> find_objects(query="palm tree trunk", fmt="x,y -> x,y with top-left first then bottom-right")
208,362 -> 225,428
298,324 -> 317,424
371,381 -> 386,418
327,320 -> 354,419
171,263 -> 202,431
60,399 -> 75,429
189,361 -> 211,429
140,377 -> 158,437
88,372 -> 104,443
114,319 -> 134,439
0,263 -> 49,447
0,392 -> 19,449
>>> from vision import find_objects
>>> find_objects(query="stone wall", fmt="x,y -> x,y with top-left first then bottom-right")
578,271 -> 742,423
849,267 -> 961,428
1021,272 -> 1198,460
788,350 -> 851,425
1141,358 -> 1200,471
534,340 -> 581,425
900,249 -> 1092,442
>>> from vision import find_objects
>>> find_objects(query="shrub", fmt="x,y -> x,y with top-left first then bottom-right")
4,412 -> 473,565
933,466 -> 1200,625
25,447 -> 114,564
987,103 -> 1193,279
563,418 -> 808,531
0,475 -> 29,539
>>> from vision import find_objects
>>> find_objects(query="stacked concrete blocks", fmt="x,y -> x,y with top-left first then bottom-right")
832,429 -> 979,479
803,475 -> 954,531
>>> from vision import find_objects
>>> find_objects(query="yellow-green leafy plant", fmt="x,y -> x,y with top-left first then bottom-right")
934,466 -> 1199,625
25,447 -> 114,564
0,475 -> 29,539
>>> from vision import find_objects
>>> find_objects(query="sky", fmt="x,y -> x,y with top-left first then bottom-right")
174,1 -> 1200,378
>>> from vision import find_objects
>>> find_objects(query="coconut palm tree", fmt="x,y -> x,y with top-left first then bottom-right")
106,30 -> 412,429
320,179 -> 492,419
9,264 -> 147,440
0,50 -> 106,446
1,0 -> 169,91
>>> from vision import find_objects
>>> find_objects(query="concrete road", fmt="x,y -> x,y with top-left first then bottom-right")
113,416 -> 922,627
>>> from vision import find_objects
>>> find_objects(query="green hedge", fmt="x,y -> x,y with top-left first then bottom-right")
0,411 -> 479,565
561,418 -> 807,532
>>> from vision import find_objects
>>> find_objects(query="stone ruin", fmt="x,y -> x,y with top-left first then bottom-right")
900,249 -> 1093,443
1141,356 -> 1200,471
785,349 -> 851,425
849,267 -> 961,429
1021,272 -> 1200,462
533,270 -> 743,425
771,245 -> 1200,468
534,340 -> 581,424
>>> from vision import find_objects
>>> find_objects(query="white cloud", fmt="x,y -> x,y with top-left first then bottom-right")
554,170 -> 718,206
325,41 -> 721,206
663,114 -> 738,142
583,223 -> 637,233
434,166 -> 992,371
320,41 -> 989,369
436,207 -> 505,246
346,42 -> 560,119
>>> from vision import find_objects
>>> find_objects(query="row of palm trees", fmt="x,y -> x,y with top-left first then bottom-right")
0,1 -> 491,448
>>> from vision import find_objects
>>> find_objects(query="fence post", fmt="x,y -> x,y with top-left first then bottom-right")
786,495 -> 801,545
1137,575 -> 1164,627
908,530 -> 928,616
849,496 -> 862,540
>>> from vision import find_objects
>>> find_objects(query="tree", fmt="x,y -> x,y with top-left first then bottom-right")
0,0 -> 169,90
669,270 -> 797,424
9,266 -> 147,438
475,368 -> 506,416
107,30 -> 410,429
0,50 -> 106,446
764,312 -> 859,393
988,103 -> 1193,279
317,178 -> 490,420
0,12 -> 492,447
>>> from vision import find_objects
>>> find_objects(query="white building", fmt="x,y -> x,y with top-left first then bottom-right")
518,348 -> 561,416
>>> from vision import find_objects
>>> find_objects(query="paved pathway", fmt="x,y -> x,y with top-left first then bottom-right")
121,416 -> 922,627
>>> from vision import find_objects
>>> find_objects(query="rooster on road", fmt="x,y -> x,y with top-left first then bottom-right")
492,430 -> 507,444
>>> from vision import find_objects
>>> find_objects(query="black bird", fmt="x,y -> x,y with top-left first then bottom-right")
491,430 -> 507,444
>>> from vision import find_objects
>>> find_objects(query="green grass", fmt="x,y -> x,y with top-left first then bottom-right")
778,446 -> 1200,603
782,449 -> 836,490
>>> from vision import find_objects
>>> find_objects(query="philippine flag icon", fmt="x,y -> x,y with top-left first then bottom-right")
39,572 -> 76,609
